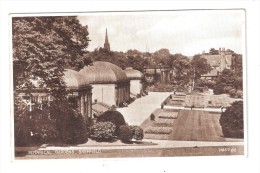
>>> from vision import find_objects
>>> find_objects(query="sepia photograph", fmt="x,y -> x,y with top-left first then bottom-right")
12,9 -> 246,159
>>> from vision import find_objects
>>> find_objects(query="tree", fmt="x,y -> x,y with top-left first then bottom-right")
220,101 -> 244,138
190,55 -> 211,89
152,48 -> 171,66
169,54 -> 191,85
89,48 -> 129,69
13,16 -> 90,100
231,53 -> 243,76
127,55 -> 149,72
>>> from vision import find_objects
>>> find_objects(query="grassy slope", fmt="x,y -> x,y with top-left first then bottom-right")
142,109 -> 243,142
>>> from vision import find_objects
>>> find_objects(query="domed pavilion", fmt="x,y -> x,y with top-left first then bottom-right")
63,69 -> 93,120
17,69 -> 93,121
79,61 -> 130,107
124,67 -> 144,97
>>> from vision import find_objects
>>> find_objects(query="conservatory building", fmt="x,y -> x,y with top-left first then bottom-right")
124,67 -> 144,97
79,61 -> 130,107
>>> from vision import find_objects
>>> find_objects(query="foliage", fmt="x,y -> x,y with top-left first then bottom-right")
190,55 -> 212,80
220,101 -> 244,138
13,16 -> 90,100
152,48 -> 171,66
236,90 -> 243,98
213,69 -> 243,96
129,125 -> 144,141
228,88 -> 237,98
169,54 -> 191,85
223,86 -> 233,93
127,55 -> 150,72
145,126 -> 172,134
119,125 -> 134,143
150,113 -> 155,120
90,121 -> 116,141
231,54 -> 243,76
51,106 -> 88,144
15,109 -> 59,146
213,85 -> 225,95
96,110 -> 126,136
196,79 -> 216,88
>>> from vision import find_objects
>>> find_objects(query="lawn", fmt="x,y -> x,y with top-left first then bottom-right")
141,109 -> 244,142
165,93 -> 241,108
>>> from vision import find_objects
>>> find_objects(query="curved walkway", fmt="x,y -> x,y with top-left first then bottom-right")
117,92 -> 172,125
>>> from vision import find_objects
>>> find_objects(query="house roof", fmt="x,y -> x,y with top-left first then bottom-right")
124,67 -> 144,79
201,54 -> 232,67
79,61 -> 128,84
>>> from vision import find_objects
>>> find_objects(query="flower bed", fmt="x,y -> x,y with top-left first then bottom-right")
152,122 -> 173,127
157,118 -> 175,124
158,112 -> 178,119
145,127 -> 172,134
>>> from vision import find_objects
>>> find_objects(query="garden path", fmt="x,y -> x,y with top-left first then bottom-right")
117,92 -> 172,126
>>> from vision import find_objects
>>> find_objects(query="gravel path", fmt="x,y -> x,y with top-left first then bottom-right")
117,92 -> 172,125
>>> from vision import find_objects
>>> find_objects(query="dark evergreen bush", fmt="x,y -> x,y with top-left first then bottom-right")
150,113 -> 155,120
213,85 -> 225,95
119,125 -> 133,143
220,101 -> 244,138
129,125 -> 144,141
96,110 -> 126,136
90,121 -> 116,141
59,107 -> 88,144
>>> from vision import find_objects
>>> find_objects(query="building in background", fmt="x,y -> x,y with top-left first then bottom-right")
103,28 -> 110,51
200,48 -> 233,80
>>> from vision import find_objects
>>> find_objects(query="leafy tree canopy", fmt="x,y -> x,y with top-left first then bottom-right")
190,55 -> 212,80
13,16 -> 90,99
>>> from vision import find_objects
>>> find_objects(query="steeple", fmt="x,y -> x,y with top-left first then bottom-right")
104,28 -> 110,51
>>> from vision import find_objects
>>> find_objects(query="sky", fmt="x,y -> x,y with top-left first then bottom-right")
78,10 -> 245,56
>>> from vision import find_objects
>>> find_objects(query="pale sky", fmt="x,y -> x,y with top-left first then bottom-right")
78,10 -> 245,56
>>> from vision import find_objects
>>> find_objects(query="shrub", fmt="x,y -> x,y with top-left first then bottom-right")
223,86 -> 233,93
15,109 -> 59,146
129,125 -> 144,141
228,88 -> 237,98
150,113 -> 155,120
90,121 -> 116,141
59,107 -> 88,144
236,90 -> 243,98
97,111 -> 126,136
220,101 -> 244,138
213,85 -> 225,95
119,125 -> 133,143
145,127 -> 172,134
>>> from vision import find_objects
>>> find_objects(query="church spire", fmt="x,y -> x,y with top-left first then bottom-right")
104,28 -> 110,51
